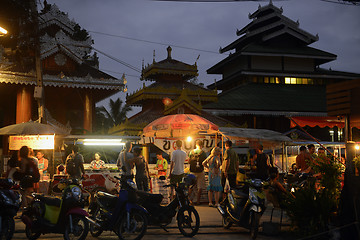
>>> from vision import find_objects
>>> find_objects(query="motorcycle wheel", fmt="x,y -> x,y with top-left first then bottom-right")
25,225 -> 41,240
116,210 -> 148,240
0,217 -> 15,240
222,216 -> 233,229
177,206 -> 200,237
64,215 -> 89,240
249,210 -> 261,240
89,207 -> 103,237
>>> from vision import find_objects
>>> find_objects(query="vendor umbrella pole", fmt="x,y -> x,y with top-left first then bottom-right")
289,117 -> 344,166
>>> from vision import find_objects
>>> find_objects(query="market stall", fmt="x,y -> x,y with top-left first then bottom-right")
142,114 -> 220,203
218,127 -> 292,172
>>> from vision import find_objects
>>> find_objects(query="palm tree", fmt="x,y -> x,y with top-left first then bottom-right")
94,98 -> 132,133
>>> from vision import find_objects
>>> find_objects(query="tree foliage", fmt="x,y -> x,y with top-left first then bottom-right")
94,98 -> 132,133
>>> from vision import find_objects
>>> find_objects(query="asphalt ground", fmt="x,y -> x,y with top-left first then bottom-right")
13,203 -> 293,240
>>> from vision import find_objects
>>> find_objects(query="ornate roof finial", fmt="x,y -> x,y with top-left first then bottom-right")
167,46 -> 172,59
142,59 -> 144,70
258,4 -> 261,9
296,20 -> 299,26
269,0 -> 273,5
153,50 -> 155,63
195,54 -> 200,66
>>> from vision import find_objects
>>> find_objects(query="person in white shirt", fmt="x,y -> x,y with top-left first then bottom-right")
168,140 -> 187,200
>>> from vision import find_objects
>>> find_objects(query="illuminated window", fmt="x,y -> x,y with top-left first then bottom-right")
285,77 -> 291,84
303,78 -> 308,84
264,77 -> 269,83
270,77 -> 275,83
291,78 -> 296,84
276,77 -> 280,83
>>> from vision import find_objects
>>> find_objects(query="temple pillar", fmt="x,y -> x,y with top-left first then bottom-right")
16,86 -> 32,123
83,91 -> 93,133
143,144 -> 150,163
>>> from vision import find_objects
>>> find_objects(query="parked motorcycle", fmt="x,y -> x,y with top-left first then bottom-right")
0,178 -> 22,240
88,176 -> 148,240
136,174 -> 200,237
217,178 -> 266,240
21,178 -> 89,240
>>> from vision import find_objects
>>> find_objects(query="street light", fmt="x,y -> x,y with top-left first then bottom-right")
0,26 -> 8,36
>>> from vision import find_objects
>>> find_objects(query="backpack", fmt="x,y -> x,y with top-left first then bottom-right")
27,158 -> 40,183
66,154 -> 77,176
189,150 -> 204,173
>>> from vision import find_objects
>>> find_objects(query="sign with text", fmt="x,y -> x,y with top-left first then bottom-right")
9,135 -> 55,150
151,137 -> 216,155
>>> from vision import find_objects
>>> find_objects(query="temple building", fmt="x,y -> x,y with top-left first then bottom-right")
0,2 -> 125,138
109,46 -> 231,136
204,2 -> 360,141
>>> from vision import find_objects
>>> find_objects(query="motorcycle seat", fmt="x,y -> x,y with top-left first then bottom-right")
96,191 -> 117,201
231,188 -> 248,199
37,195 -> 61,207
136,191 -> 163,204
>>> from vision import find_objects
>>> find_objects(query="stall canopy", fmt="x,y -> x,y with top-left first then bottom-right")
219,127 -> 292,149
290,116 -> 344,128
0,120 -> 69,135
143,114 -> 219,138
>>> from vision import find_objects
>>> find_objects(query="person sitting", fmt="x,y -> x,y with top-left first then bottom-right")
90,152 -> 106,170
267,167 -> 294,208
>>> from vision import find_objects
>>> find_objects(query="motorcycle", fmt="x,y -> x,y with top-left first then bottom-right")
136,174 -> 200,237
21,178 -> 89,240
88,176 -> 148,240
217,178 -> 266,240
0,178 -> 22,240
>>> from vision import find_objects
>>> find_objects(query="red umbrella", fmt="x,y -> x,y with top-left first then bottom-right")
143,114 -> 218,138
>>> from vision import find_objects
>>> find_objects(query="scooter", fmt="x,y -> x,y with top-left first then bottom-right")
217,178 -> 266,240
0,178 -> 22,240
88,176 -> 148,240
21,178 -> 89,240
136,174 -> 200,237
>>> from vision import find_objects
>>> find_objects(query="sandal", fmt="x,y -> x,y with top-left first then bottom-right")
209,203 -> 214,207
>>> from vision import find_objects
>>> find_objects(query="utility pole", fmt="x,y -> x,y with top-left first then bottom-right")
29,0 -> 45,123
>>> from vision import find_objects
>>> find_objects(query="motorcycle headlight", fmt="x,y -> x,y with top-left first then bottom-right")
249,188 -> 259,205
71,186 -> 82,200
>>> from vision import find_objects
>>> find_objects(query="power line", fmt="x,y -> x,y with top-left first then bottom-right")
100,69 -> 141,79
89,30 -> 223,55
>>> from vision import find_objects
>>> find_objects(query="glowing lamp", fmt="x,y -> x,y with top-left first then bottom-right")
83,139 -> 125,146
186,136 -> 192,142
0,26 -> 7,35
355,145 -> 360,150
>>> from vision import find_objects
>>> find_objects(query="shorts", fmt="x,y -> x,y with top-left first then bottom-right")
170,173 -> 184,185
191,171 -> 206,190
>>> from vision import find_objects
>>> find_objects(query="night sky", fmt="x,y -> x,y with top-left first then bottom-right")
45,0 -> 360,115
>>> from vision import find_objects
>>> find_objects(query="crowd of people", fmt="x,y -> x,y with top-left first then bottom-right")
5,141 -> 316,209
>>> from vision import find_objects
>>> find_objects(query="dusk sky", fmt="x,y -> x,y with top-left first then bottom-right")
46,0 -> 360,115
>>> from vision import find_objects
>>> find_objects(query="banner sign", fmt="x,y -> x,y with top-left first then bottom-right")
9,135 -> 55,150
141,136 -> 249,155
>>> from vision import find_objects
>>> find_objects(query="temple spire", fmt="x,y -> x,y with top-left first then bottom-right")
167,46 -> 172,59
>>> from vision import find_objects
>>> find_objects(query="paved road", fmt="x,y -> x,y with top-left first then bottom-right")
12,204 -> 291,240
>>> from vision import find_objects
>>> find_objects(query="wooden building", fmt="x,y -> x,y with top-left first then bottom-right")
204,2 -> 360,141
109,46 -> 232,136
0,3 -> 125,138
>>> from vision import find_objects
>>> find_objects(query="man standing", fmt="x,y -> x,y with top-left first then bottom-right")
168,140 -> 187,200
221,140 -> 239,190
155,151 -> 168,177
252,144 -> 270,181
65,145 -> 85,180
188,140 -> 207,205
296,146 -> 310,172
116,141 -> 134,180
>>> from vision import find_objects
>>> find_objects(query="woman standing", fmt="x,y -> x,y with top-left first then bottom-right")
36,151 -> 49,175
90,152 -> 106,170
133,147 -> 150,191
203,147 -> 223,207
